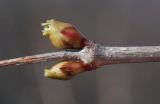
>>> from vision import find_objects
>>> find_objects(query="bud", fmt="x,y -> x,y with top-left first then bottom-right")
44,61 -> 94,80
42,19 -> 89,49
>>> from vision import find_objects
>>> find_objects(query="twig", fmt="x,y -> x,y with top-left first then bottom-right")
1,44 -> 160,68
0,51 -> 80,68
94,45 -> 160,66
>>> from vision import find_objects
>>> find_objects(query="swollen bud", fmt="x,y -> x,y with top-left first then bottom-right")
42,19 -> 89,49
44,61 -> 94,80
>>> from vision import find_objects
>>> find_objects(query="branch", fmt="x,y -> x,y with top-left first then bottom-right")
94,44 -> 160,66
1,43 -> 160,80
0,51 -> 80,68
1,44 -> 160,68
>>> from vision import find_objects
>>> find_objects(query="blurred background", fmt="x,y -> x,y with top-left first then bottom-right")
0,0 -> 160,104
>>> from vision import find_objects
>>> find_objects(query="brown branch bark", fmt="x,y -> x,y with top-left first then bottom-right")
0,44 -> 160,68
95,45 -> 160,67
0,51 -> 80,68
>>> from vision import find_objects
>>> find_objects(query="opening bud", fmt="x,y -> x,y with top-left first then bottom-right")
44,61 -> 95,80
42,19 -> 89,49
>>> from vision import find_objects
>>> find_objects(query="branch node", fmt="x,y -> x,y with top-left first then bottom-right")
79,43 -> 97,64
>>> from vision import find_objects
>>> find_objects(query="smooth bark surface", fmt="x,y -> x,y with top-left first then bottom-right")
1,44 -> 160,68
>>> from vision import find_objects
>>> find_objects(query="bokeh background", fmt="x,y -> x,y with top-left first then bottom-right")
0,0 -> 160,104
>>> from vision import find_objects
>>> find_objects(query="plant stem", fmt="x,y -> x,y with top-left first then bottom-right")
95,45 -> 160,67
0,51 -> 80,68
0,44 -> 160,68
